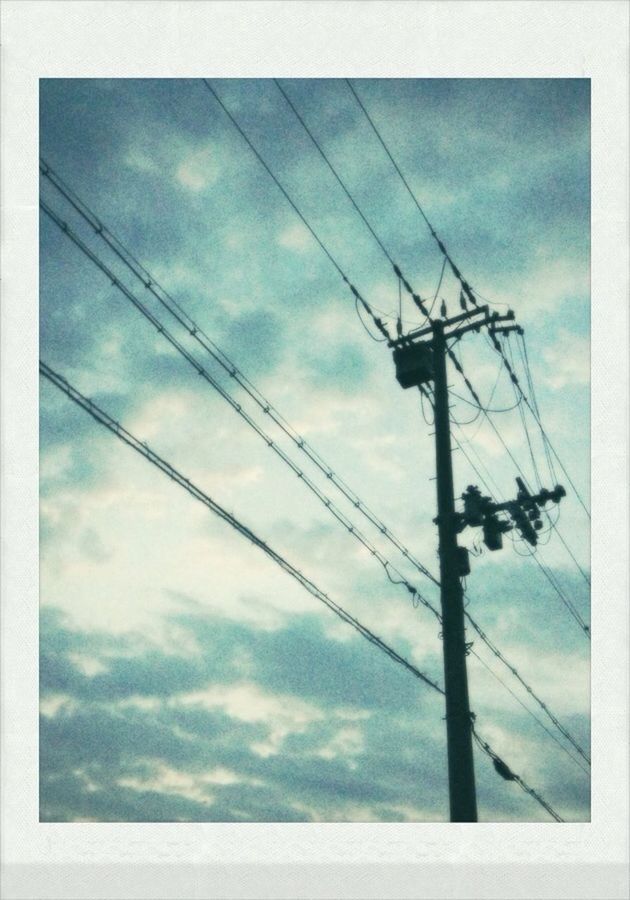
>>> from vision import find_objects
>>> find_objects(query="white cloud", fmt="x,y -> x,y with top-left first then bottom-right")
179,681 -> 324,757
542,331 -> 590,390
175,144 -> 221,192
277,223 -> 312,253
124,148 -> 159,174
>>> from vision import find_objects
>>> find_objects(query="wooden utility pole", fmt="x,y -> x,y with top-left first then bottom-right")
390,303 -> 555,821
431,319 -> 477,821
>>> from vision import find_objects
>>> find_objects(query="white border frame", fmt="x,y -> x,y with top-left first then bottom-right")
2,2 -> 628,898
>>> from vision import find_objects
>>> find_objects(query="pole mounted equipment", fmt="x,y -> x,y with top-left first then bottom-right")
390,302 -> 565,822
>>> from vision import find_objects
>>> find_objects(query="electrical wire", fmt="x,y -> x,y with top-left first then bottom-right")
427,396 -> 591,761
344,79 -> 479,312
39,359 -> 444,695
274,78 -> 395,267
471,727 -> 564,822
469,648 -> 590,776
199,80 -> 392,341
274,78 -> 435,331
41,197 -> 442,623
486,328 -> 591,522
447,344 -> 591,594
345,77 -> 590,523
42,165 -> 589,786
41,159 -> 432,585
40,359 -> 566,823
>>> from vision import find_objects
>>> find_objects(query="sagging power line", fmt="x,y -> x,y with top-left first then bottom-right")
40,170 -> 590,775
199,78 -> 590,585
39,359 -> 565,824
40,80 -> 589,823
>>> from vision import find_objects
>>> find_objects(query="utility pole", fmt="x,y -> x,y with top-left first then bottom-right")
431,319 -> 477,821
390,304 -> 565,822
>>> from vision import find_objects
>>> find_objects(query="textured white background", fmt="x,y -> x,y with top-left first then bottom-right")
1,1 -> 628,898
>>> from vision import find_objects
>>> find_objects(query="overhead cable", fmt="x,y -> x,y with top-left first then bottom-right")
469,648 -> 590,775
42,165 -> 588,776
347,77 -> 590,523
40,358 -> 565,823
344,78 -> 479,312
471,727 -> 564,822
40,159 -> 438,589
447,346 -> 592,598
40,197 -> 439,622
273,79 -> 429,320
199,80 -> 392,340
39,359 -> 444,695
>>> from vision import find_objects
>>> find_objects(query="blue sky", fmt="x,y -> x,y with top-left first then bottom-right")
39,77 -> 590,822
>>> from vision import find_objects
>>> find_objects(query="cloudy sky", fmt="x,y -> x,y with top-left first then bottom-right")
39,77 -> 590,823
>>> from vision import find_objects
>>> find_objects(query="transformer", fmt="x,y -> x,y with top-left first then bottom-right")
456,545 -> 471,577
392,342 -> 434,389
482,514 -> 512,551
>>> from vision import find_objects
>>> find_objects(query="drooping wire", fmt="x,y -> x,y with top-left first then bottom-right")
40,360 -> 568,822
40,197 -> 441,622
449,390 -> 521,415
355,295 -> 388,343
39,359 -> 444,695
42,166 -> 588,781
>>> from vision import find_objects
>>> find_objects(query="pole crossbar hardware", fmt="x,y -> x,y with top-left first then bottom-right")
458,480 -> 566,550
390,302 -> 568,823
428,319 -> 479,821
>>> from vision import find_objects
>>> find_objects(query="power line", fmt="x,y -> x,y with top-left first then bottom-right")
199,80 -> 393,340
273,78 -> 395,267
343,82 -> 590,618
447,394 -> 591,640
433,402 -> 591,761
347,78 -> 590,523
40,160 -> 439,589
39,359 -> 444,695
39,196 -> 440,623
273,78 -> 429,321
497,330 -> 591,522
471,727 -> 564,822
40,359 -> 566,823
469,648 -> 590,776
42,164 -> 589,782
344,78 -> 479,312
447,345 -> 591,600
